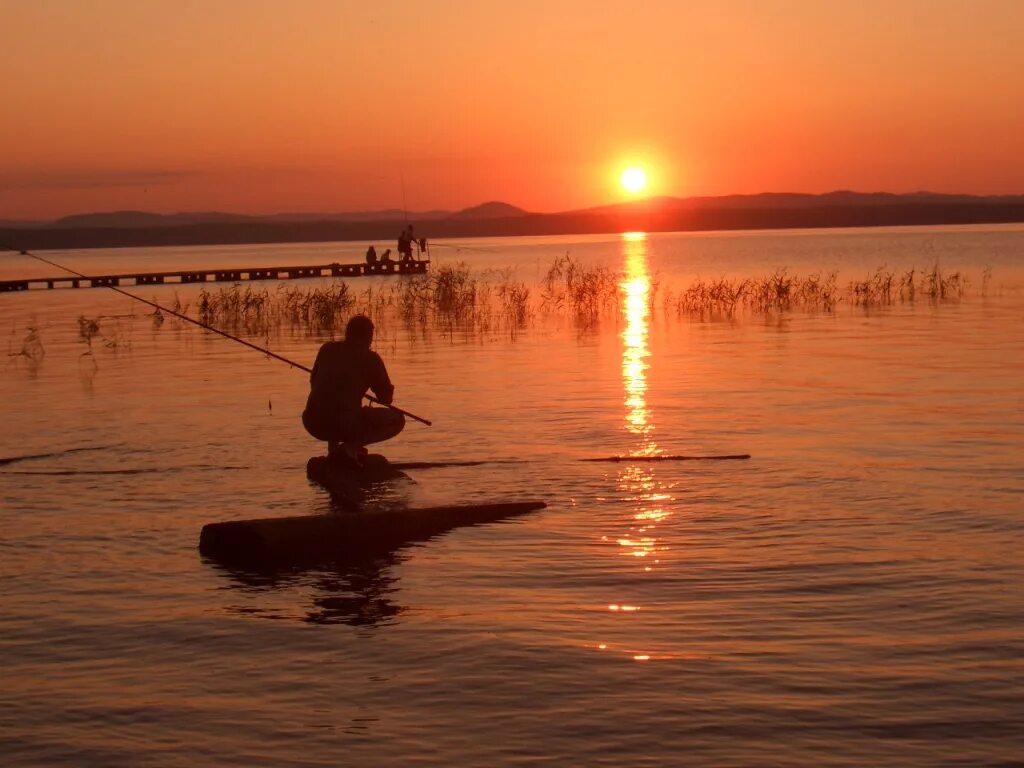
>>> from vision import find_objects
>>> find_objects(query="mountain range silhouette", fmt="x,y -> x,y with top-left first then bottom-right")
4,192 -> 1023,250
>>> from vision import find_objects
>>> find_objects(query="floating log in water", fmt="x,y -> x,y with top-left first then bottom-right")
582,454 -> 751,462
305,454 -> 408,507
389,459 -> 527,470
0,445 -> 117,466
198,500 -> 547,567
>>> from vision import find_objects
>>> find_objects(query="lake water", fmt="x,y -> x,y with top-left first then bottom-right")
2,225 -> 1022,767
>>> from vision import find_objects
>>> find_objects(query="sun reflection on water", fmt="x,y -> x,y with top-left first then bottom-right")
620,231 -> 658,457
590,233 -> 684,660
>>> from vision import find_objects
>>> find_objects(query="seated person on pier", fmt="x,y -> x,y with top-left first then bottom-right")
302,315 -> 405,467
379,248 -> 392,264
365,245 -> 377,265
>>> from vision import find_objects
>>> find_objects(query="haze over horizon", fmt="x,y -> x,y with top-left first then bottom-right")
2,0 -> 1023,220
8,189 -> 1024,228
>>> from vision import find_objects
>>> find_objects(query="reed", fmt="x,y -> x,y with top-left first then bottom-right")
145,257 -> 987,342
541,253 -> 620,322
854,265 -> 967,305
76,314 -> 134,353
197,283 -> 357,334
8,324 -> 45,364
392,263 -> 533,338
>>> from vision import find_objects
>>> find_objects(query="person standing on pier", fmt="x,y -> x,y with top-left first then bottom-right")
302,315 -> 405,466
398,225 -> 416,261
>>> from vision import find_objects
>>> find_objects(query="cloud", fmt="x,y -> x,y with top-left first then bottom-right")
0,169 -> 195,191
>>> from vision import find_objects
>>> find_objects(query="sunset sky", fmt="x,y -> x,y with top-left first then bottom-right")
2,0 -> 1022,219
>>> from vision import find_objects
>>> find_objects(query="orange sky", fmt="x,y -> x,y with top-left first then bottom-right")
1,0 -> 1022,219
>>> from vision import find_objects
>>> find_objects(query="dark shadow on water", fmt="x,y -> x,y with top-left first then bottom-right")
199,454 -> 545,626
3,464 -> 250,476
204,465 -> 414,627
0,444 -> 124,467
210,548 -> 407,627
305,558 -> 405,626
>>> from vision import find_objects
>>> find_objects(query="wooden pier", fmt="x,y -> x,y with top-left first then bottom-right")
0,258 -> 428,292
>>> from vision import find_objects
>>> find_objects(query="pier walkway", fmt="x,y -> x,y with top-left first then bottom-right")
0,259 -> 428,292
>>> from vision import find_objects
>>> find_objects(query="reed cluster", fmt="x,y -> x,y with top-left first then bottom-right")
196,283 -> 359,334
849,265 -> 967,305
77,314 -> 134,352
396,263 -> 533,338
541,253 -> 621,322
663,270 -> 841,316
664,264 -> 969,317
7,324 -> 45,364
151,257 -> 982,341
191,263 -> 534,339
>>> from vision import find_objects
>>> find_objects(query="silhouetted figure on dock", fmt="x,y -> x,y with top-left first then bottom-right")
302,315 -> 405,467
365,245 -> 377,265
398,225 -> 416,262
379,248 -> 392,264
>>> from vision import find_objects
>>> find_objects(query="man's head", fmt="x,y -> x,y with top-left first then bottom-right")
344,314 -> 374,348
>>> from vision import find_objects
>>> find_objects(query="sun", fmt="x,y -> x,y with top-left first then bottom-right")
620,167 -> 648,195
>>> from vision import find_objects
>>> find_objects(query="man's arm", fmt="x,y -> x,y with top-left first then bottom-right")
369,353 -> 395,405
309,345 -> 326,384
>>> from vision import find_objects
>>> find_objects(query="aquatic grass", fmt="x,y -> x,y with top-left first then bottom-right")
980,266 -> 994,298
198,283 -> 357,334
151,293 -> 190,330
144,256 -> 990,343
498,281 -> 532,327
666,264 -> 964,317
852,264 -> 966,305
667,277 -> 749,317
7,324 -> 45,365
76,314 -> 134,356
541,253 -> 621,323
851,268 -> 898,305
78,315 -> 101,347
276,282 -> 356,332
921,263 -> 967,300
388,263 -> 534,339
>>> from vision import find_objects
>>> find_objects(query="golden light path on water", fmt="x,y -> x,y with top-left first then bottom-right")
621,231 -> 657,457
597,232 -> 678,661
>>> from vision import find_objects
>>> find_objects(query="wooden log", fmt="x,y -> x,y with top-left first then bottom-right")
306,453 -> 407,493
198,499 -> 546,567
585,456 -> 753,462
389,459 -> 528,470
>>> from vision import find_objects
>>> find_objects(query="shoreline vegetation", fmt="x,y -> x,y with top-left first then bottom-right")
4,257 -> 989,368
4,192 -> 1024,251
182,257 -> 978,339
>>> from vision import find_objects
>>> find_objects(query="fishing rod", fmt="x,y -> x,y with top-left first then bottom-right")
400,170 -> 409,226
0,244 -> 432,426
428,241 -> 503,255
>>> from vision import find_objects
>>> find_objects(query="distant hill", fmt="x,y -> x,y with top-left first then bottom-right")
5,201 -> 529,230
52,211 -> 257,229
567,191 -> 1024,217
447,201 -> 529,220
4,192 -> 1024,250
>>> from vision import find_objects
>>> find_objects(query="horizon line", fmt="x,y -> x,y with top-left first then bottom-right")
6,188 -> 1024,225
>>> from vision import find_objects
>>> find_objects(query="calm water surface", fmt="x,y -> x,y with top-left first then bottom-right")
2,226 -> 1022,766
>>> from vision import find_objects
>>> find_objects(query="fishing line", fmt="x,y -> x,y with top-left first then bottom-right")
428,241 -> 503,255
400,170 -> 409,226
1,244 -> 432,426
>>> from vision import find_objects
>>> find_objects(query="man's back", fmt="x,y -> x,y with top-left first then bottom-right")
304,341 -> 392,434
